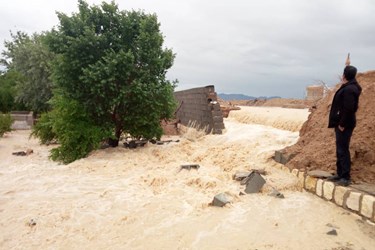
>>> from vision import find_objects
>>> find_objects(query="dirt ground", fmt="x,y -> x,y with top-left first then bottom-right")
1,107 -> 374,250
219,98 -> 313,109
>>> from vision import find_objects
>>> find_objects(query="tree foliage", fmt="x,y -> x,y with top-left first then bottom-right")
31,0 -> 177,163
32,93 -> 111,163
0,113 -> 13,137
0,70 -> 26,112
30,111 -> 56,145
1,31 -> 55,113
46,0 -> 176,143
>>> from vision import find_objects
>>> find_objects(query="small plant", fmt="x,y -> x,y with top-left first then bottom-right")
0,113 -> 13,137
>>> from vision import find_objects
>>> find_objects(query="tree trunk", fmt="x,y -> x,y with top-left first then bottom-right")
108,109 -> 122,147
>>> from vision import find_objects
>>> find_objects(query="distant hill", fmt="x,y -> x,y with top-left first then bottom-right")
218,93 -> 281,100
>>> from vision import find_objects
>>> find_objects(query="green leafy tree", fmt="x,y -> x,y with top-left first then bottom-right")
46,0 -> 177,146
0,70 -> 26,112
1,31 -> 55,113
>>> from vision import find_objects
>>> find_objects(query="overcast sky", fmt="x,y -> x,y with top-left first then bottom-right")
1,0 -> 374,98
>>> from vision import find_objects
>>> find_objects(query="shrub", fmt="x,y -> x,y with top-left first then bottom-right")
31,112 -> 56,144
32,95 -> 111,164
0,113 -> 13,137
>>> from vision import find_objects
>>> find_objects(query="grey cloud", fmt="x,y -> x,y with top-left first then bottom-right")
1,0 -> 375,98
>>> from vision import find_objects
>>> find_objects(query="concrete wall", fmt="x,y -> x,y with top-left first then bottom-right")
174,85 -> 225,134
10,111 -> 34,130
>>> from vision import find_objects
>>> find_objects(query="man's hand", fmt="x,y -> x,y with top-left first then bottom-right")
345,53 -> 350,66
338,125 -> 345,132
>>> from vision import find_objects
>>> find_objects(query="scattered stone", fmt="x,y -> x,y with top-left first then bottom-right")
269,188 -> 285,198
253,168 -> 267,175
239,191 -> 246,196
274,150 -> 295,164
307,170 -> 333,178
233,171 -> 251,181
239,169 -> 267,185
180,164 -> 200,171
326,229 -> 338,236
12,149 -> 33,156
211,193 -> 230,207
244,172 -> 266,194
240,175 -> 251,185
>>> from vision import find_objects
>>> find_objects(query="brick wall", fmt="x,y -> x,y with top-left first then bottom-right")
174,85 -> 225,134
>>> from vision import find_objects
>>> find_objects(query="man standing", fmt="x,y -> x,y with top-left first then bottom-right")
328,65 -> 362,186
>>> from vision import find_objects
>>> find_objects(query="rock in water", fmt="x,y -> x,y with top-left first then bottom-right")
244,172 -> 266,194
212,193 -> 230,207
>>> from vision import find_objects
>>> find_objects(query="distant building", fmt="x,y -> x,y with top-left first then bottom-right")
306,85 -> 324,101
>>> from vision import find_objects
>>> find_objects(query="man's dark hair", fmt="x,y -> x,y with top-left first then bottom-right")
344,65 -> 357,81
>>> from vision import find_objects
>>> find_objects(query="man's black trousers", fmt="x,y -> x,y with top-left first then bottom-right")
335,127 -> 354,180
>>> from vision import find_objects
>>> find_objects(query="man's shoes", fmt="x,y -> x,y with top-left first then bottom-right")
327,175 -> 341,182
336,178 -> 351,187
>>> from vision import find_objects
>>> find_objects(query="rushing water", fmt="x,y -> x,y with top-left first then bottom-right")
0,107 -> 374,249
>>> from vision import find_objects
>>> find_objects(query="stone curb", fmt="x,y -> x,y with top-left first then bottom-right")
287,168 -> 375,223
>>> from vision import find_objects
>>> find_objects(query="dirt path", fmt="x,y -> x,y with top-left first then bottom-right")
0,108 -> 374,249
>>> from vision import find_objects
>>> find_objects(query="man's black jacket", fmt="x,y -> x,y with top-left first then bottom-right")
328,79 -> 362,129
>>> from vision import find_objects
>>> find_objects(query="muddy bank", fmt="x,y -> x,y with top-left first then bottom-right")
284,71 -> 375,184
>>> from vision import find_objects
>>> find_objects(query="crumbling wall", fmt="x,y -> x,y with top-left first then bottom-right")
174,85 -> 225,134
10,111 -> 34,130
306,85 -> 324,101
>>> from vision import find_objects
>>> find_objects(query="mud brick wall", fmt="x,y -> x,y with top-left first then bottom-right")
174,85 -> 225,134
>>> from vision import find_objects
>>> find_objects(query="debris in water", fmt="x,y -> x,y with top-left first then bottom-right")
244,172 -> 266,194
150,139 -> 180,145
124,140 -> 147,148
233,171 -> 251,181
326,229 -> 338,236
234,169 -> 267,182
268,188 -> 285,198
27,218 -> 37,227
180,164 -> 200,171
239,169 -> 267,185
12,149 -> 33,156
211,193 -> 230,207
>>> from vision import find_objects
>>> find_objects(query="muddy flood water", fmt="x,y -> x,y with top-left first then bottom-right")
0,107 -> 374,250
